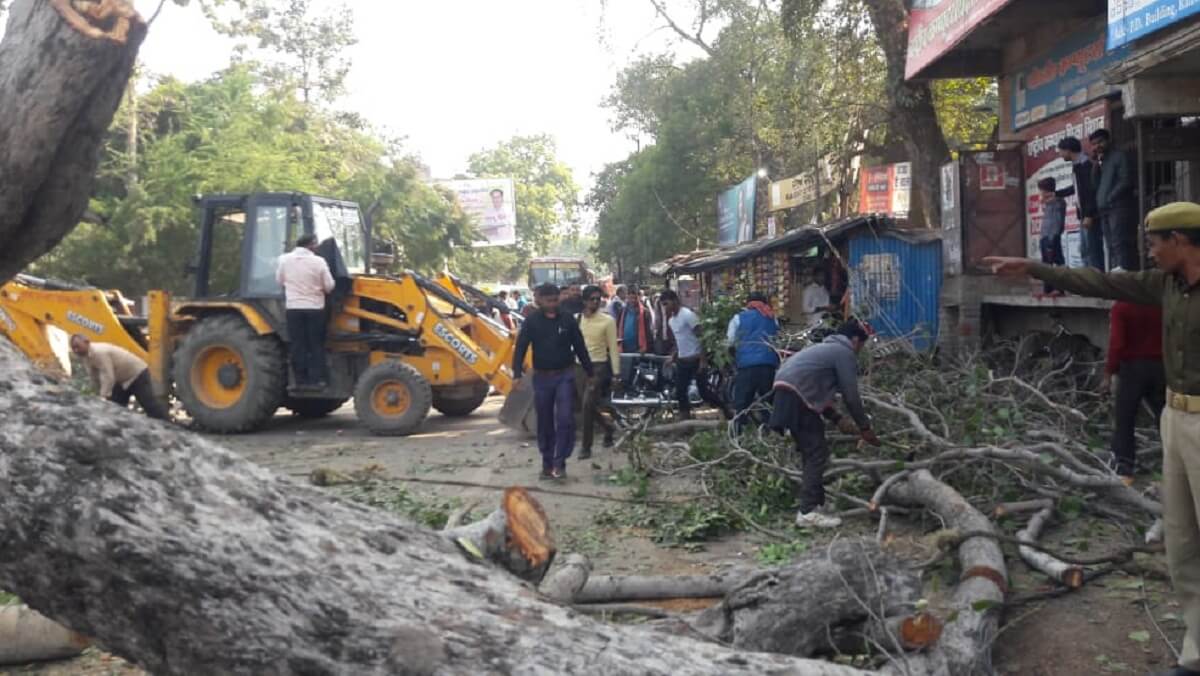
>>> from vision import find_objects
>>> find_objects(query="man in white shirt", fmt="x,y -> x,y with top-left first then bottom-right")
275,233 -> 336,388
661,289 -> 728,421
801,270 -> 832,328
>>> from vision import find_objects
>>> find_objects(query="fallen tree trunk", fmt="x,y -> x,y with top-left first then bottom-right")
0,605 -> 90,666
672,539 -> 923,658
1017,504 -> 1084,588
881,469 -> 1006,676
0,341 -> 891,676
574,567 -> 753,603
0,0 -> 145,281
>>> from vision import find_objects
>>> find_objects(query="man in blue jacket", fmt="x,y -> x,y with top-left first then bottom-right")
1089,128 -> 1139,271
726,292 -> 780,433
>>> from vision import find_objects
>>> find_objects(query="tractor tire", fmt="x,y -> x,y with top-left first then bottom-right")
172,314 -> 286,434
284,397 -> 349,419
353,361 -> 432,436
431,382 -> 490,417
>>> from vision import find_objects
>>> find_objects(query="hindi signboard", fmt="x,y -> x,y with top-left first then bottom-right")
768,159 -> 837,211
1013,26 -> 1126,130
717,175 -> 758,246
906,0 -> 1014,79
1021,100 -> 1109,263
858,163 -> 912,219
1108,0 -> 1200,50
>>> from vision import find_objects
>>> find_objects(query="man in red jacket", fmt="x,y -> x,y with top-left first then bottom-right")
1106,300 -> 1166,481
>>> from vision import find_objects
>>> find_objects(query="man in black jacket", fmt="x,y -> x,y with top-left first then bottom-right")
1089,128 -> 1140,271
1056,136 -> 1104,269
513,283 -> 593,480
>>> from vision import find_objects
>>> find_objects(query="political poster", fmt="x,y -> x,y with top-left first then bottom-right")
1109,0 -> 1200,50
718,175 -> 757,246
1013,26 -> 1126,130
858,163 -> 912,219
906,0 -> 1013,79
437,178 -> 517,247
1021,100 -> 1109,263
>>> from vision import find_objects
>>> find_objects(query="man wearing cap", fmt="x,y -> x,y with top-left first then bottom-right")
986,201 -> 1200,676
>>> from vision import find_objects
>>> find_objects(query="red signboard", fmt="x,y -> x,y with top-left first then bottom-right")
1021,100 -> 1109,262
858,163 -> 911,218
906,0 -> 1013,80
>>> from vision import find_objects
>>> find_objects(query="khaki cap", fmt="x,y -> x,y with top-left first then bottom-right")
1146,202 -> 1200,232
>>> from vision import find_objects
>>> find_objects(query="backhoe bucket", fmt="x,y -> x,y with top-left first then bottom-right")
498,377 -> 537,437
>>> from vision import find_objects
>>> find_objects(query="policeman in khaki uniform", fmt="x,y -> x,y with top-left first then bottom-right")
986,201 -> 1200,676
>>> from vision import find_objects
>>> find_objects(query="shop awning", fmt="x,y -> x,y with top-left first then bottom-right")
657,214 -> 897,275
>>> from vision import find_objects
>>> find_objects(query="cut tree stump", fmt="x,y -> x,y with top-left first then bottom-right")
442,487 -> 555,584
0,0 -> 146,282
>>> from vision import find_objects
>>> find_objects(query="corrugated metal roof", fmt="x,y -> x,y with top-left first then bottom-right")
664,214 -> 904,274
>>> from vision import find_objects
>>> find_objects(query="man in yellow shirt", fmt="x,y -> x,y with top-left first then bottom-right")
70,334 -> 168,420
578,285 -> 620,459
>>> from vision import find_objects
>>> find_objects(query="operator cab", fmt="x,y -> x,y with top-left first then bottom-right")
191,192 -> 368,301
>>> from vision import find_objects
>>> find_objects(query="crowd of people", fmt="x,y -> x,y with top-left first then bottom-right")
1037,127 -> 1140,294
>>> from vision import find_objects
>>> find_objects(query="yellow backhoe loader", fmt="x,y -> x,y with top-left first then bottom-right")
0,192 -> 530,436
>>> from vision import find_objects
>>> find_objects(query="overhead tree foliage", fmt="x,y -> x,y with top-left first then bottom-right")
591,0 -> 996,274
32,66 -> 471,294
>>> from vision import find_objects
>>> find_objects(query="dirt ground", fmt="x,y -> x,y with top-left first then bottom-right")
2,396 -> 1186,675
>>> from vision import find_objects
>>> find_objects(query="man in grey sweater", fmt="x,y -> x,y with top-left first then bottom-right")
770,320 -> 881,528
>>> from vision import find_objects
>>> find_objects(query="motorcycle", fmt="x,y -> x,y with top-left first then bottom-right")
609,353 -> 731,430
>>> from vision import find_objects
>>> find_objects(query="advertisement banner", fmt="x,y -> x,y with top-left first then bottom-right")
1022,101 -> 1109,262
718,175 -> 758,246
436,178 -> 517,247
768,159 -> 837,211
858,163 -> 912,218
1108,0 -> 1200,50
906,0 -> 1014,79
1014,26 -> 1127,130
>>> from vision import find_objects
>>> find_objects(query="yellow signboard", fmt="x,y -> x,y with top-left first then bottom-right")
768,161 -> 837,211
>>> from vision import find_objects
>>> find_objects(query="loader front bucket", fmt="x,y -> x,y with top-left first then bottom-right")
498,376 -> 537,437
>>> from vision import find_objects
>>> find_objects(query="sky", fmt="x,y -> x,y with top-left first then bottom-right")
115,0 -> 705,191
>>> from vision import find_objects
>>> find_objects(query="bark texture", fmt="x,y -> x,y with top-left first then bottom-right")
860,0 -> 950,228
882,469 -> 1006,676
573,567 -> 752,603
678,539 -> 922,658
0,341 -> 888,676
0,0 -> 145,282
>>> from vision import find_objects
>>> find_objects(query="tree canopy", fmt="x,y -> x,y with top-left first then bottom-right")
32,65 -> 472,294
590,0 -> 996,276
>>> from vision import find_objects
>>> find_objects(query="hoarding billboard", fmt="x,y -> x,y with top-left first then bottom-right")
906,0 -> 1013,79
858,163 -> 912,219
1021,101 -> 1109,263
437,178 -> 517,247
1013,26 -> 1126,130
1108,0 -> 1200,50
718,175 -> 757,246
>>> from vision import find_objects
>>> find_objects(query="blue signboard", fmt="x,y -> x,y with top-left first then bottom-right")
717,175 -> 757,246
1014,26 -> 1127,130
1109,0 -> 1200,50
